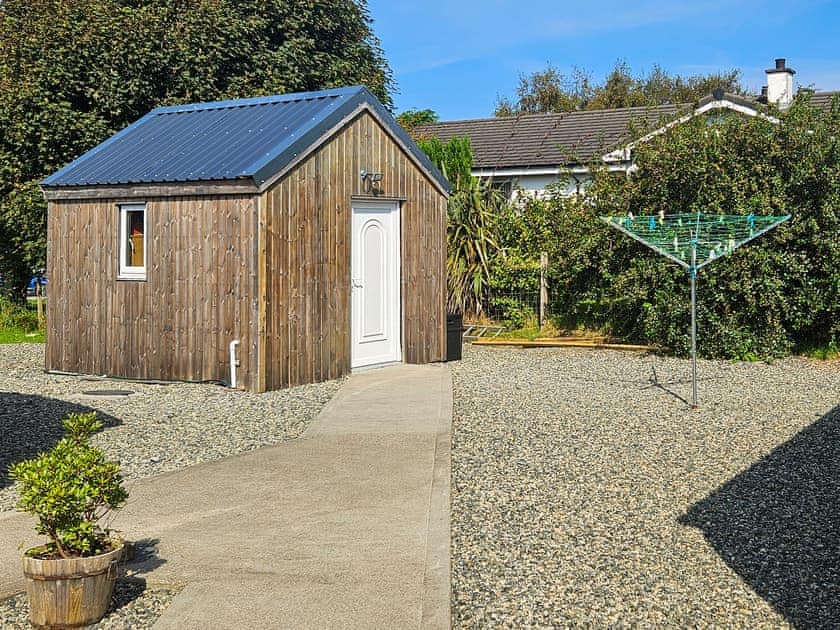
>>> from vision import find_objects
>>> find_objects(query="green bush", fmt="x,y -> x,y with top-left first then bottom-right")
487,251 -> 540,328
488,296 -> 538,329
0,296 -> 39,332
492,95 -> 839,359
9,412 -> 128,558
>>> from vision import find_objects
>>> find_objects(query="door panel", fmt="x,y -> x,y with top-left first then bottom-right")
351,202 -> 401,368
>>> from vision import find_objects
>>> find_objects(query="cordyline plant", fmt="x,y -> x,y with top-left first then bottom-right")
416,135 -> 506,317
9,412 -> 128,558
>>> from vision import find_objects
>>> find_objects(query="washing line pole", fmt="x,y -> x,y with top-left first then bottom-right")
598,211 -> 791,410
690,242 -> 698,409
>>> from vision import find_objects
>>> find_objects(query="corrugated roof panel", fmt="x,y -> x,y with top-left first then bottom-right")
45,92 -> 346,186
42,86 -> 449,193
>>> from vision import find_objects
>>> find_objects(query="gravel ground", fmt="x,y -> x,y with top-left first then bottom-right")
0,580 -> 182,629
0,343 -> 343,512
451,344 -> 839,628
1,343 -> 341,627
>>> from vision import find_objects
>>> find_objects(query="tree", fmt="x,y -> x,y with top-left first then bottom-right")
495,65 -> 594,115
396,108 -> 439,131
495,60 -> 745,116
0,0 -> 393,302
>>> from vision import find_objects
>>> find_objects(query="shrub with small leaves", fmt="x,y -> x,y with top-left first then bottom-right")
9,412 -> 128,558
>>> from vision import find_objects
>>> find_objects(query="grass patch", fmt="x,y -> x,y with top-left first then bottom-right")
496,321 -> 611,342
800,344 -> 840,361
497,326 -> 545,340
0,296 -> 44,343
0,327 -> 44,343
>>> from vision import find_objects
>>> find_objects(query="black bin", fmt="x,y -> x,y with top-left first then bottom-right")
446,313 -> 463,361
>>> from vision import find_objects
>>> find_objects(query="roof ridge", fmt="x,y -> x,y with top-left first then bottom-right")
151,86 -> 365,115
421,102 -> 691,128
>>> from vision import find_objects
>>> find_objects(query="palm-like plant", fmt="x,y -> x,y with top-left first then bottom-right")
446,176 -> 505,317
416,135 -> 506,318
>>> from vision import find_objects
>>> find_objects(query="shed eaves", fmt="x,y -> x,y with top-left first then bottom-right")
43,86 -> 448,193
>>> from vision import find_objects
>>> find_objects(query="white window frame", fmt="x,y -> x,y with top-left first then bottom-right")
118,203 -> 147,280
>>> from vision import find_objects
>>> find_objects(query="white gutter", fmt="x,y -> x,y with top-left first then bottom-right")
473,163 -> 628,178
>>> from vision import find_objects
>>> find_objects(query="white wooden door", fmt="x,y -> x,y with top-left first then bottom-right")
351,201 -> 401,368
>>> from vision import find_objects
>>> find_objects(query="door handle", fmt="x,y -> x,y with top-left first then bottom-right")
351,278 -> 363,289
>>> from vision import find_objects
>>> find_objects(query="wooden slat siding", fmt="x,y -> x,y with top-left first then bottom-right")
255,193 -> 267,392
338,121 -> 351,376
260,111 -> 446,390
45,195 -> 259,388
294,164 -> 306,386
317,137 -> 328,382
306,156 -> 316,385
263,178 -> 276,389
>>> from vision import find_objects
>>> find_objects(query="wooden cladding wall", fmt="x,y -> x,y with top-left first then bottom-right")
261,111 -> 446,390
46,196 -> 259,388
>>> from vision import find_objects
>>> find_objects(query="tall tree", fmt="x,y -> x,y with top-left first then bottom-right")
496,60 -> 745,116
0,0 -> 393,302
396,108 -> 439,131
495,65 -> 594,115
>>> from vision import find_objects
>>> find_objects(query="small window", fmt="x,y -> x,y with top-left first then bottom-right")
118,203 -> 146,280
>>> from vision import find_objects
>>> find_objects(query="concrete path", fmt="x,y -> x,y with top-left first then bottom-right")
0,362 -> 452,629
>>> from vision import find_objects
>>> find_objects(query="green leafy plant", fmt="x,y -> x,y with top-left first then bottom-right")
417,136 -> 507,317
0,296 -> 40,332
9,412 -> 128,558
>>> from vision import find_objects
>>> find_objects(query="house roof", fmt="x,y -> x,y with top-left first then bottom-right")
43,86 -> 449,194
414,104 -> 689,170
809,91 -> 839,110
416,89 -> 840,172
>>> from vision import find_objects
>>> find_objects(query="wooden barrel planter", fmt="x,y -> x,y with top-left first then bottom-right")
22,543 -> 124,628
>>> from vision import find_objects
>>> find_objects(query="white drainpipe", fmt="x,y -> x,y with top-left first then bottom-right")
229,340 -> 241,388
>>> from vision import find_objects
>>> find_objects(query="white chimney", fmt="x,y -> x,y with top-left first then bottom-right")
765,58 -> 795,108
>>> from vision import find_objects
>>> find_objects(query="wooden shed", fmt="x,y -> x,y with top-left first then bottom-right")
41,86 -> 450,392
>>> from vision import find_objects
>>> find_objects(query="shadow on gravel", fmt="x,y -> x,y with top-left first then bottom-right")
681,405 -> 840,628
125,538 -> 167,578
0,392 -> 121,489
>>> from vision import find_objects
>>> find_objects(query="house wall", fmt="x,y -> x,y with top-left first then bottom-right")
513,174 -> 582,199
260,110 -> 447,390
46,195 -> 260,388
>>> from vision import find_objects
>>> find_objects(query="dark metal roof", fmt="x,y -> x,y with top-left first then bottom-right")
414,103 -> 688,170
43,86 -> 448,193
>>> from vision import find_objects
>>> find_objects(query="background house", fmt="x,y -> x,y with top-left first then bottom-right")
416,59 -> 838,198
42,86 -> 449,392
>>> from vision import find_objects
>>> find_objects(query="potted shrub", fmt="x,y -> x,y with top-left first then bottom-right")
9,411 -> 128,628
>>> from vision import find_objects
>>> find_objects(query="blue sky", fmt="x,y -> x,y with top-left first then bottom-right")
367,0 -> 840,121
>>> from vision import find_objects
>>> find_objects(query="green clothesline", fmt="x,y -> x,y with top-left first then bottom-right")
599,211 -> 791,408
599,212 -> 791,271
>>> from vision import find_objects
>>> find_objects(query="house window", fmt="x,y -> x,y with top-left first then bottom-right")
119,203 -> 146,280
490,177 -> 514,200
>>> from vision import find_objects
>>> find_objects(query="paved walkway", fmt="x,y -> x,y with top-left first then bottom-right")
0,363 -> 452,629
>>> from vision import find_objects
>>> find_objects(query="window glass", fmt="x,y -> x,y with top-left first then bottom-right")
119,204 -> 146,280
